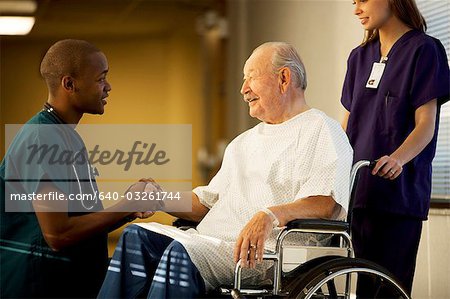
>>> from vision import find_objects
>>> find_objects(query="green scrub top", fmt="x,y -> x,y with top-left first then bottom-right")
1,110 -> 108,298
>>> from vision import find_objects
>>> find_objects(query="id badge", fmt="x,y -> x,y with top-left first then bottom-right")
366,62 -> 386,89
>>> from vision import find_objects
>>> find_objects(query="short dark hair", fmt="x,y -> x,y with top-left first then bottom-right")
40,39 -> 101,92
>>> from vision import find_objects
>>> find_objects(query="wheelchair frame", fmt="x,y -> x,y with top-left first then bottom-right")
225,160 -> 411,299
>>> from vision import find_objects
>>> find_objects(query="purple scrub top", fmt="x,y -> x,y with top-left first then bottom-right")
341,29 -> 450,219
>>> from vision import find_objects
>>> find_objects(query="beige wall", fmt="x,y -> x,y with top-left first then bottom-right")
414,209 -> 450,299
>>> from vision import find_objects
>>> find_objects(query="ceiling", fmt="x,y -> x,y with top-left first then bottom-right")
3,0 -> 224,39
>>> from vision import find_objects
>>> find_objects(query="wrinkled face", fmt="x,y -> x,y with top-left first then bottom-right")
353,0 -> 392,31
73,52 -> 111,115
240,48 -> 284,124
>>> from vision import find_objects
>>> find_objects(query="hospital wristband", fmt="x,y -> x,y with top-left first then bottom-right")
260,207 -> 280,228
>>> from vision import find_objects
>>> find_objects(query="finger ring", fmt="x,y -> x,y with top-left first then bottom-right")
390,170 -> 395,175
250,244 -> 256,249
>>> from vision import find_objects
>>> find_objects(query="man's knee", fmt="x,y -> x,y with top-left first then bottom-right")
164,241 -> 189,259
121,224 -> 150,242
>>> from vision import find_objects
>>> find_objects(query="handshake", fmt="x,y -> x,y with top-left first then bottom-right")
125,178 -> 165,220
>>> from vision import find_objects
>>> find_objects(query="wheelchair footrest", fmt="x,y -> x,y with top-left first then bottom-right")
219,287 -> 272,296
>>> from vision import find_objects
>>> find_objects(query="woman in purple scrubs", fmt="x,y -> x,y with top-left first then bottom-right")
341,0 -> 449,295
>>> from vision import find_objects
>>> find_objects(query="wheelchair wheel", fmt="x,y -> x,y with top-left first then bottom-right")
286,257 -> 410,299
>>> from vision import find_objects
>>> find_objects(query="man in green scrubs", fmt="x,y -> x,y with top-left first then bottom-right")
0,39 -> 147,298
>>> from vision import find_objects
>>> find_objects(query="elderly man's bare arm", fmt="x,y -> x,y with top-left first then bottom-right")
167,192 -> 210,223
234,195 -> 337,268
271,195 -> 337,224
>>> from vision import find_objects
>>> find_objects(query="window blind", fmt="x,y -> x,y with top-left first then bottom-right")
417,0 -> 450,200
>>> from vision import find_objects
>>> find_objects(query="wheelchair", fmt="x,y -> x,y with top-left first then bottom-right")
175,160 -> 411,299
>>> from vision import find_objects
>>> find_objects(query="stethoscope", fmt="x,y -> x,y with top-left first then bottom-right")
71,156 -> 99,211
43,103 -> 99,211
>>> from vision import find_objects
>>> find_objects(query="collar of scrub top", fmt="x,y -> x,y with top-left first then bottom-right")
43,102 -> 67,124
43,102 -> 100,178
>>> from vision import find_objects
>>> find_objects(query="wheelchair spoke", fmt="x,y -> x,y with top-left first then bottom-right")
283,257 -> 410,299
326,280 -> 338,299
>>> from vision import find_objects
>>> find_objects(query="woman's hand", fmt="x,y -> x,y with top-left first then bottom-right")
372,100 -> 437,181
372,155 -> 403,180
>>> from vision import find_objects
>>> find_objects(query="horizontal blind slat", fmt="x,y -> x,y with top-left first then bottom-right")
418,1 -> 450,200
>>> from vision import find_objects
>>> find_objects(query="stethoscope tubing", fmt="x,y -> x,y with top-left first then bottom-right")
71,160 -> 98,211
43,104 -> 98,211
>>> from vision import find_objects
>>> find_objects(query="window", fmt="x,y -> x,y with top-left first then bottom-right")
417,1 -> 450,203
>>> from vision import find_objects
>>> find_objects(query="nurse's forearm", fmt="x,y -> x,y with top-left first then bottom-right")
342,110 -> 350,131
33,196 -> 133,251
390,99 -> 437,165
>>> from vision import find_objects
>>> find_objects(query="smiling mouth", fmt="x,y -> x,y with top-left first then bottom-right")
245,97 -> 259,103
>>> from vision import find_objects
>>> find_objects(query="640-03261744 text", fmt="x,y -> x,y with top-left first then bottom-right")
8,191 -> 181,201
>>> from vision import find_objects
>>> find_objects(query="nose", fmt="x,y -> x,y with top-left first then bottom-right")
240,79 -> 250,95
354,2 -> 362,15
105,80 -> 112,92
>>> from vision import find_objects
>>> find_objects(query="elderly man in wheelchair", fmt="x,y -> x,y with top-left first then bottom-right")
98,42 -> 408,299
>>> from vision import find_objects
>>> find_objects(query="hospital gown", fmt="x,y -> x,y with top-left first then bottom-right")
137,108 -> 353,290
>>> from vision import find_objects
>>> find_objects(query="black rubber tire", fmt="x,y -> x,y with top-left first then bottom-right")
285,257 -> 409,299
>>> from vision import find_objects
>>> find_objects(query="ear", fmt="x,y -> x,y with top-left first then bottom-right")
278,67 -> 291,93
61,76 -> 75,92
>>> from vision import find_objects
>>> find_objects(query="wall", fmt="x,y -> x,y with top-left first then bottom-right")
414,209 -> 450,299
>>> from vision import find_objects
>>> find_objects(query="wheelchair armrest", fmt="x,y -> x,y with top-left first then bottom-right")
285,219 -> 349,232
172,218 -> 199,230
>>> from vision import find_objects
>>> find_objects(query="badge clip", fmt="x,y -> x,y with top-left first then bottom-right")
366,57 -> 388,89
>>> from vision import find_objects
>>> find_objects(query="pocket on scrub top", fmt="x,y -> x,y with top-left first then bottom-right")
383,93 -> 410,141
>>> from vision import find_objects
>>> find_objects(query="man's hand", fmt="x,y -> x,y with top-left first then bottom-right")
125,181 -> 147,194
133,211 -> 155,219
124,179 -> 164,213
233,211 -> 273,269
141,178 -> 163,193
